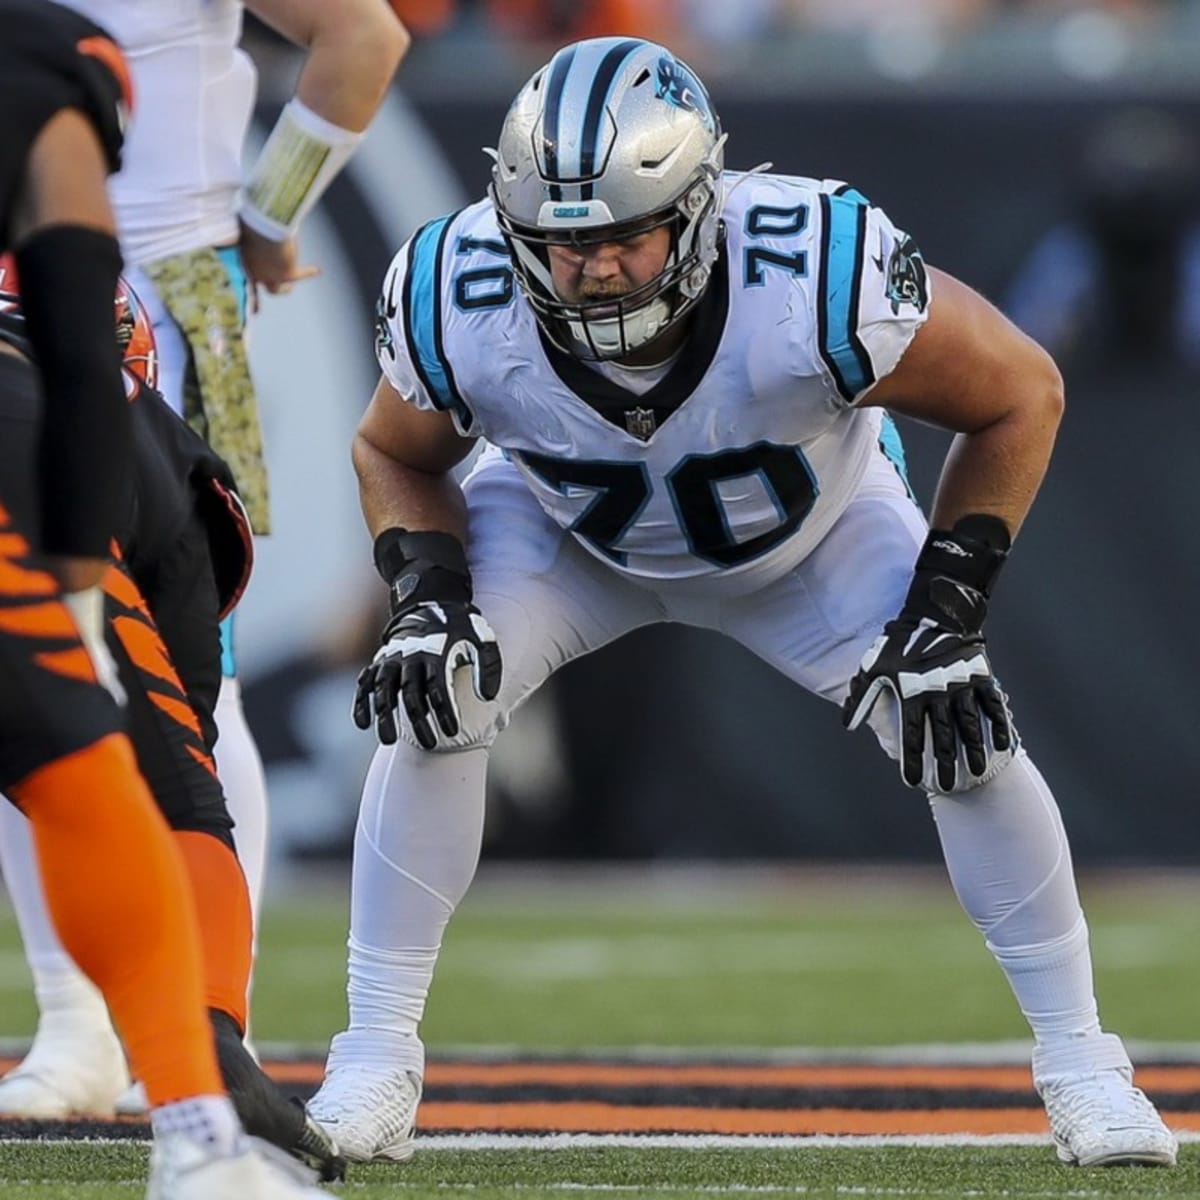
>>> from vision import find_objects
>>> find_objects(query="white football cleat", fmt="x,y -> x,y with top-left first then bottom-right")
146,1131 -> 328,1200
1034,1033 -> 1178,1167
306,1064 -> 421,1162
0,1023 -> 129,1117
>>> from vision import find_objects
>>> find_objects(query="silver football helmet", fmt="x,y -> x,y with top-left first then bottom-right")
489,38 -> 725,361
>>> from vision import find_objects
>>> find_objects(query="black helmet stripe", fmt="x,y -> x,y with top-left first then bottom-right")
541,44 -> 578,202
578,39 -> 643,200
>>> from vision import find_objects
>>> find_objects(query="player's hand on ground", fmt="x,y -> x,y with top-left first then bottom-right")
237,222 -> 319,305
353,599 -> 502,748
842,613 -> 1012,792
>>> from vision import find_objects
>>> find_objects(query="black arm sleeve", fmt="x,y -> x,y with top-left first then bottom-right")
15,224 -> 130,559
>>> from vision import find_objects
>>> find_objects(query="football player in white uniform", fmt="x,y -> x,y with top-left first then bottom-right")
308,38 -> 1177,1169
0,0 -> 408,1120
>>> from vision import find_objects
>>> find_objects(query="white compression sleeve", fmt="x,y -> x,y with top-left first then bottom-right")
930,749 -> 1102,1043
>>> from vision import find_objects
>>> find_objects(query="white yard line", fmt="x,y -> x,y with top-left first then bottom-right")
5,1037 -> 1200,1064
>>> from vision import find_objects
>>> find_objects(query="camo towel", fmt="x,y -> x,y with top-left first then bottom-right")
141,246 -> 271,534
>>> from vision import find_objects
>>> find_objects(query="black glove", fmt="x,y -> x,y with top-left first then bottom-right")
842,514 -> 1016,792
353,528 -> 502,748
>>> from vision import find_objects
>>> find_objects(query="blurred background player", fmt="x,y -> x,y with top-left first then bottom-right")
0,0 -> 409,1117
0,262 -> 344,1180
0,1 -> 328,1195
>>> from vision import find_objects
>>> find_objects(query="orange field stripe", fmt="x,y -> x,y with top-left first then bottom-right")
258,1061 -> 1200,1092
424,1063 -> 1017,1089
416,1102 -> 1200,1135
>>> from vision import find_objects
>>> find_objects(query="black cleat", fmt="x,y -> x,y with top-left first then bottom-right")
209,1009 -> 348,1182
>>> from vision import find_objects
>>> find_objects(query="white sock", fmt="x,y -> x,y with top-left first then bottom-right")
930,749 -> 1101,1045
151,1094 -> 244,1157
0,802 -> 112,1034
329,740 -> 488,1076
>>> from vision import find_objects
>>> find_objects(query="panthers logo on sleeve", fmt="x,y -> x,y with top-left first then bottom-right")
884,233 -> 928,315
375,280 -> 397,362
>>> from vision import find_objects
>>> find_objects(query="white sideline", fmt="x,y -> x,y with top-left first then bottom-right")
4,1038 -> 1200,1064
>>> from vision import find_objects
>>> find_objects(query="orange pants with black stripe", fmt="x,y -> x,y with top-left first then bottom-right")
0,492 -> 224,1106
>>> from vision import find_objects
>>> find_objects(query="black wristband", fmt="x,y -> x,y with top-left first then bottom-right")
372,527 -> 472,612
902,514 -> 1011,634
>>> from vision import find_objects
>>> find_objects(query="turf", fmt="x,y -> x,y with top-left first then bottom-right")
1,1143 -> 1198,1200
1,867 -> 1198,1199
251,871 -> 1199,1047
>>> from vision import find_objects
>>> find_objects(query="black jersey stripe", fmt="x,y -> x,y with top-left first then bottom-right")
542,45 -> 578,203
578,39 -> 642,201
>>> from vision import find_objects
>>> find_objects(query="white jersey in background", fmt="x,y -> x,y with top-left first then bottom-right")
60,0 -> 255,264
375,172 -> 930,591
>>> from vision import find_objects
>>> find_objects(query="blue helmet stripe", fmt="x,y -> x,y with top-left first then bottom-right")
817,192 -> 874,402
542,45 -> 578,203
401,214 -> 469,425
578,39 -> 642,201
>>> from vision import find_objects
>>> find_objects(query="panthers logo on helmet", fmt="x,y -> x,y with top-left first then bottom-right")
885,234 -> 929,316
655,56 -> 717,135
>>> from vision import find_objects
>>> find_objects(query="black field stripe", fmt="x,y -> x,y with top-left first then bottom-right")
542,45 -> 578,202
423,1084 -> 1047,1111
579,39 -> 642,200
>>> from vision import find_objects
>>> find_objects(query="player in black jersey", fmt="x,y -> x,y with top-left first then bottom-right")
0,5 -> 329,1196
0,261 -> 344,1180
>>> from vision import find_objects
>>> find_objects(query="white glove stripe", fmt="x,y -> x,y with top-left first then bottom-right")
376,631 -> 448,659
897,652 -> 990,699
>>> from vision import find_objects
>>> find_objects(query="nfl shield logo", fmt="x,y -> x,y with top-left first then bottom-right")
624,407 -> 657,441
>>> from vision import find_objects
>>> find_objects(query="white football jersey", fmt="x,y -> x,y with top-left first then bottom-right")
375,172 -> 931,589
61,0 -> 256,264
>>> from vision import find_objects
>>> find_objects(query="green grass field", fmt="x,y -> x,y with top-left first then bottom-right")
2,865 -> 1199,1198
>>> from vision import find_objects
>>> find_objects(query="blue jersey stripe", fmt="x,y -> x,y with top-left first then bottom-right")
878,413 -> 916,502
401,214 -> 468,424
818,193 -> 875,402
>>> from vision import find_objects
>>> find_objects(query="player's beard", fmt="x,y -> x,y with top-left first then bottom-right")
574,279 -> 631,316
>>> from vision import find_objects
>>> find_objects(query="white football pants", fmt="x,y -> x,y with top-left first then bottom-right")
328,446 -> 1100,1077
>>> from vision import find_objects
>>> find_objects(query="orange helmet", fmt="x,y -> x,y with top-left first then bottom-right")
0,253 -> 158,390
113,276 -> 159,390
